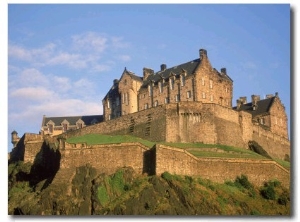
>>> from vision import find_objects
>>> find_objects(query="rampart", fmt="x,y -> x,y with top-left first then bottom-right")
58,101 -> 289,160
59,142 -> 155,175
9,133 -> 44,163
155,144 -> 290,188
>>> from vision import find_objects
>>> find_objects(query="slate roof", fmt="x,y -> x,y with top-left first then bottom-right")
140,58 -> 232,88
141,58 -> 201,88
232,97 -> 275,117
103,82 -> 119,100
43,115 -> 103,126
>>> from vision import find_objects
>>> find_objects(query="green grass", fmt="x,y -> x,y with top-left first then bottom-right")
66,134 -> 155,148
66,134 -> 276,161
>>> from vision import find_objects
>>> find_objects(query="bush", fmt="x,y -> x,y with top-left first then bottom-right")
161,172 -> 173,181
260,185 -> 276,200
235,175 -> 253,190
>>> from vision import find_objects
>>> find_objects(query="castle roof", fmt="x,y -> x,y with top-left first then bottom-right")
140,57 -> 232,88
141,58 -> 200,87
233,96 -> 275,117
42,115 -> 103,126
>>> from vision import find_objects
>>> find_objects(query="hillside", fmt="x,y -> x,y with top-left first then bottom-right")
8,161 -> 290,215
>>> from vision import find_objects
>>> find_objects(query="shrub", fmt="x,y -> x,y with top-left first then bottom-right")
235,175 -> 253,190
161,172 -> 173,181
260,185 -> 276,200
97,185 -> 110,206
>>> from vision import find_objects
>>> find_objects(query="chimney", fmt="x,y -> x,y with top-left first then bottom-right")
266,94 -> 273,99
251,95 -> 260,110
221,68 -> 227,75
236,99 -> 242,110
160,64 -> 167,71
143,68 -> 154,80
199,49 -> 207,60
239,96 -> 247,104
113,79 -> 119,85
275,92 -> 278,97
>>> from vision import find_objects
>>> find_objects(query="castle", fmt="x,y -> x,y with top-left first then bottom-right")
9,48 -> 290,188
35,48 -> 289,158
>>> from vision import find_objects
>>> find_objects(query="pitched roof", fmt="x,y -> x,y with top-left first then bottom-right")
103,82 -> 119,100
141,58 -> 201,88
233,97 -> 275,117
43,115 -> 103,126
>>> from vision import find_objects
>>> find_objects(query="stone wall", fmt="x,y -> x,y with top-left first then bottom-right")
252,125 -> 290,159
9,133 -> 44,163
59,101 -> 290,160
155,144 -> 290,188
60,142 -> 153,175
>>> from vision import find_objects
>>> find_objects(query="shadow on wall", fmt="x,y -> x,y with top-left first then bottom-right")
29,141 -> 61,190
9,135 -> 26,163
143,146 -> 156,176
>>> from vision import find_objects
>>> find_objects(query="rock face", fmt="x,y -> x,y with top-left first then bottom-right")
8,161 -> 290,216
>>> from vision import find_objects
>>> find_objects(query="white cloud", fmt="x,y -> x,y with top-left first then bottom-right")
118,55 -> 131,62
72,32 -> 108,53
18,68 -> 49,87
111,37 -> 130,49
10,87 -> 54,101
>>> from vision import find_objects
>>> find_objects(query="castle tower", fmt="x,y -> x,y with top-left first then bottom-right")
11,130 -> 19,148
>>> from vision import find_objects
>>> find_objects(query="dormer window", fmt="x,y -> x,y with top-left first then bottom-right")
48,124 -> 53,134
170,78 -> 175,90
159,81 -> 163,93
62,123 -> 68,132
181,75 -> 185,86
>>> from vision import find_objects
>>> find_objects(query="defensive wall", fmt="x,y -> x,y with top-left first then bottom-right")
155,144 -> 290,188
9,136 -> 290,188
58,101 -> 289,160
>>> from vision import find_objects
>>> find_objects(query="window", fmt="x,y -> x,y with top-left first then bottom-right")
187,91 -> 191,99
148,84 -> 152,96
165,97 -> 169,104
159,81 -> 163,93
260,118 -> 265,125
125,92 -> 129,105
154,100 -> 158,107
77,123 -> 83,129
108,114 -> 111,120
210,95 -> 213,102
122,93 -> 125,104
107,100 -> 110,109
202,78 -> 205,86
202,92 -> 206,99
209,80 -> 213,89
225,87 -> 228,93
181,75 -> 185,86
63,124 -> 68,132
48,124 -> 53,134
144,103 -> 148,109
175,94 -> 180,102
170,78 -> 174,90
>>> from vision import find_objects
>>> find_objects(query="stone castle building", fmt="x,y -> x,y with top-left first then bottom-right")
101,48 -> 288,141
28,48 -> 289,161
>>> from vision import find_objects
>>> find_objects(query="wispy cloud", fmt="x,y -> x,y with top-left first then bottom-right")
8,32 -> 131,72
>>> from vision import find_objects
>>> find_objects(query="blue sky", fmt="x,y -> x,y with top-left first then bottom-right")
7,3 -> 291,153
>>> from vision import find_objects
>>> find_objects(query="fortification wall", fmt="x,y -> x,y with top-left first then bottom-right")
61,105 -> 166,142
155,144 -> 290,188
60,142 -> 152,175
9,133 -> 44,163
252,125 -> 290,159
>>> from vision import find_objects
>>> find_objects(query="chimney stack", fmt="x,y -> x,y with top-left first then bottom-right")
239,96 -> 247,104
160,64 -> 167,71
113,79 -> 119,85
221,68 -> 227,75
199,49 -> 207,60
236,99 -> 242,110
251,95 -> 260,110
143,68 -> 154,80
